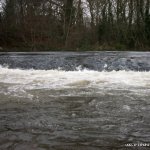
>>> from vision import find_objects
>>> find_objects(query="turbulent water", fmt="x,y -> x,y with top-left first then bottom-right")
0,52 -> 150,150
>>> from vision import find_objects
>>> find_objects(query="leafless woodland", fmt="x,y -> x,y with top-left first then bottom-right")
0,0 -> 150,50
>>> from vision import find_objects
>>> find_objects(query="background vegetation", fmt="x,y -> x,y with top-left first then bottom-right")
0,0 -> 150,51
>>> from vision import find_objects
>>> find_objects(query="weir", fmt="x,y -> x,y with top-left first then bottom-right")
0,51 -> 150,71
0,52 -> 150,150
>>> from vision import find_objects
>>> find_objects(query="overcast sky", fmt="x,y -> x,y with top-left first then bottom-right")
0,0 -> 2,12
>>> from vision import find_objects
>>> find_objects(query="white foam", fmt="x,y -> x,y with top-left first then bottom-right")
123,105 -> 131,111
0,65 -> 150,98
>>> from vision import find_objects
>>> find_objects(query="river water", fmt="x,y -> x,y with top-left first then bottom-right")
0,52 -> 150,150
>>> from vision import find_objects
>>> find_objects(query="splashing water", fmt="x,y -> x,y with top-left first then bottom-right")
0,53 -> 150,150
0,65 -> 150,98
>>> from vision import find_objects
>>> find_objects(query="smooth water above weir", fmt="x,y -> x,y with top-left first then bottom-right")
1,51 -> 150,71
0,52 -> 150,150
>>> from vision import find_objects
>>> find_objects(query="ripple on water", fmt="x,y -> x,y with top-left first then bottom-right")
0,64 -> 150,149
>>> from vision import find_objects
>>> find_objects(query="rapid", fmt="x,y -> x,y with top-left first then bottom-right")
0,52 -> 150,150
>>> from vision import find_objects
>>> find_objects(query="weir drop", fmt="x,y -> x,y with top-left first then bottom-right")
0,52 -> 150,150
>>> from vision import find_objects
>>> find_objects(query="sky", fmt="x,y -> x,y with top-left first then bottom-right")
0,0 -> 90,15
0,0 -> 2,12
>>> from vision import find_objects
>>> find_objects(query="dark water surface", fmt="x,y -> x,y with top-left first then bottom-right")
0,52 -> 150,150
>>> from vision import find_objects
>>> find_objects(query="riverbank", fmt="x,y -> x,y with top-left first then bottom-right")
0,45 -> 150,52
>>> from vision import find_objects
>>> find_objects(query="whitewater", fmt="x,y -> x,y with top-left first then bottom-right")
0,66 -> 150,98
0,52 -> 150,150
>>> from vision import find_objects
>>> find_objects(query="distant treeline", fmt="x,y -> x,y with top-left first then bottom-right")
0,0 -> 150,51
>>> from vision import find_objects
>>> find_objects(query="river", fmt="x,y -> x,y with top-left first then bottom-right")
0,52 -> 150,150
